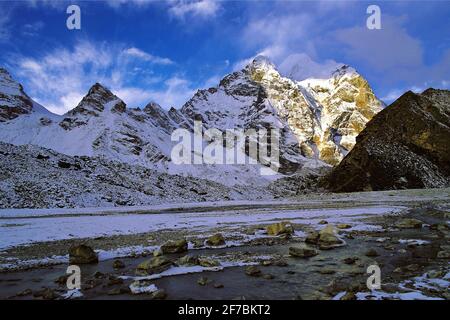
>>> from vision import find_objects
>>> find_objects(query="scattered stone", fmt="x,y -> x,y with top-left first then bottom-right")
69,244 -> 98,264
318,220 -> 328,225
430,223 -> 449,231
197,277 -> 210,286
16,289 -> 32,297
404,264 -> 420,272
318,269 -> 335,275
266,222 -> 294,236
107,288 -> 122,295
395,218 -> 423,229
33,288 -> 58,300
206,233 -> 226,246
136,256 -> 172,275
93,271 -> 105,279
337,223 -> 352,229
176,255 -> 199,266
153,248 -> 163,257
305,231 -> 320,244
340,292 -> 356,300
107,275 -> 124,286
289,246 -> 318,258
272,258 -> 288,267
151,289 -> 167,299
262,274 -> 274,280
245,265 -> 261,276
343,257 -> 358,265
112,259 -> 125,269
54,274 -> 69,285
198,257 -> 221,267
323,279 -> 351,296
214,283 -> 224,288
427,270 -> 444,278
84,278 -> 102,290
57,160 -> 71,168
318,225 -> 344,248
437,245 -> 450,259
365,249 -> 379,257
160,239 -> 188,254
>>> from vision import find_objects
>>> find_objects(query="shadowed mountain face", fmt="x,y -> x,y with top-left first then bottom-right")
325,89 -> 450,192
0,68 -> 34,122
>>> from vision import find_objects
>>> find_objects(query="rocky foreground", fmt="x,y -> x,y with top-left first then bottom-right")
0,188 -> 448,300
326,89 -> 450,192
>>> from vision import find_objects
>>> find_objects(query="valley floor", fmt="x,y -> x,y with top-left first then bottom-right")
0,188 -> 449,300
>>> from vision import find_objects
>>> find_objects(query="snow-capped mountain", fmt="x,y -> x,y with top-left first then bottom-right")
0,56 -> 383,187
0,68 -> 48,122
0,71 -> 276,186
181,56 -> 383,166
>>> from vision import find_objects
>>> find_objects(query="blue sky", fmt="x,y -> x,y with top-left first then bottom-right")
0,0 -> 449,114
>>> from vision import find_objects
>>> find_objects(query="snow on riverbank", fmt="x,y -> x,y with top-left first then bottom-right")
0,206 -> 403,250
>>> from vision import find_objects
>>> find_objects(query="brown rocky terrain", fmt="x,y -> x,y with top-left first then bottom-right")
325,89 -> 450,192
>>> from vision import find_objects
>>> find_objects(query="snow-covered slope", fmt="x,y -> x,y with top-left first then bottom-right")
181,56 -> 383,167
0,72 -> 280,186
0,68 -> 45,122
0,56 -> 382,188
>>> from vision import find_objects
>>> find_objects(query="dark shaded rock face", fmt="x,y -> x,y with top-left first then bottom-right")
325,89 -> 450,192
0,68 -> 34,122
59,83 -> 125,130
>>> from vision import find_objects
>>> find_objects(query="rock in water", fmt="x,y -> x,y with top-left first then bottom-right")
112,259 -> 125,269
266,222 -> 294,236
395,218 -> 423,229
176,255 -> 200,266
69,244 -> 98,264
245,266 -> 262,276
160,239 -> 188,254
136,256 -> 172,275
206,233 -> 226,246
305,231 -> 320,244
325,89 -> 450,192
365,249 -> 379,257
318,225 -> 344,248
289,246 -> 318,258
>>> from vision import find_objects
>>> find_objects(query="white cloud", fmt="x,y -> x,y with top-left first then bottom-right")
9,39 -> 199,113
278,53 -> 342,80
149,76 -> 196,108
11,40 -> 176,114
168,0 -> 220,20
106,0 -> 151,9
381,85 -> 426,104
21,21 -> 45,37
123,47 -> 174,65
0,13 -> 10,41
334,16 -> 423,75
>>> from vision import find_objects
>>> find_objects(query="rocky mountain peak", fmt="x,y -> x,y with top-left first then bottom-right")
325,88 -> 450,192
248,55 -> 276,71
143,101 -> 164,114
59,83 -> 126,130
331,64 -> 357,79
0,67 -> 34,122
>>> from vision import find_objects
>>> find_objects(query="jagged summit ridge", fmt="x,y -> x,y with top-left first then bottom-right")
0,67 -> 35,122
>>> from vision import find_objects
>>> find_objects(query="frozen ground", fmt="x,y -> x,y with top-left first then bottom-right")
0,188 -> 448,300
